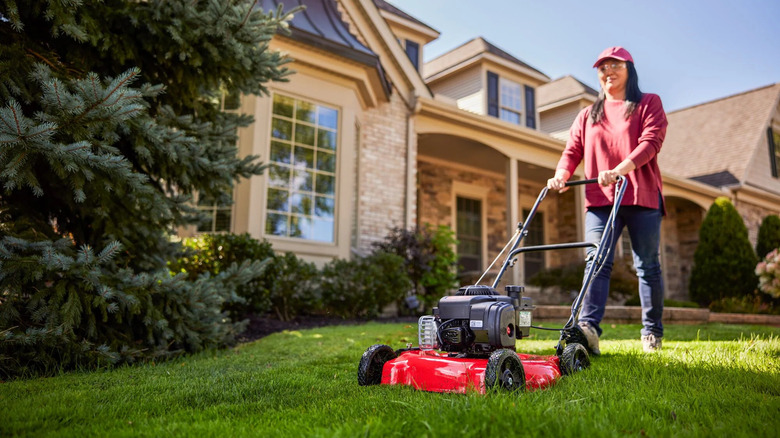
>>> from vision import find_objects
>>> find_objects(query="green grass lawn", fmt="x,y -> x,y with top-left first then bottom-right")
2,322 -> 779,437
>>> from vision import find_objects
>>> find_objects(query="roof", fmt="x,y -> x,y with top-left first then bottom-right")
537,75 -> 599,108
659,83 -> 780,185
423,37 -> 549,82
258,0 -> 391,95
372,0 -> 439,35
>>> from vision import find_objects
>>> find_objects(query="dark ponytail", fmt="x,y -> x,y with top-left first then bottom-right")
589,61 -> 643,125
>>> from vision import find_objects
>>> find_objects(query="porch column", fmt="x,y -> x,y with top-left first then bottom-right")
575,183 -> 586,257
506,158 -> 521,286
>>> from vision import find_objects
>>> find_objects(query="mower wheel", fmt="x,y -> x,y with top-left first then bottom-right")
485,349 -> 525,392
357,344 -> 397,386
560,343 -> 590,375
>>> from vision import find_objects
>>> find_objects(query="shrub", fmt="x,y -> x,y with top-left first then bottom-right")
0,236 -> 259,379
709,293 -> 779,315
756,215 -> 780,259
262,252 -> 319,322
170,233 -> 275,316
372,225 -> 458,312
320,252 -> 410,319
689,197 -> 758,306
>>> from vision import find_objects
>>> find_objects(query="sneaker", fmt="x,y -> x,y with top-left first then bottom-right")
577,321 -> 600,355
641,334 -> 662,353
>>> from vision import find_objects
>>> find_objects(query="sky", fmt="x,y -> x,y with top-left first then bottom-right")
386,0 -> 780,112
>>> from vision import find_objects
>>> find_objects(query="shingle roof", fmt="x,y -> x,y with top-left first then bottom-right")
259,0 -> 374,63
537,75 -> 598,108
424,37 -> 548,81
257,0 -> 391,95
372,0 -> 439,35
659,83 -> 780,184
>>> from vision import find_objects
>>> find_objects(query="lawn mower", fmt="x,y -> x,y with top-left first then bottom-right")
358,177 -> 628,393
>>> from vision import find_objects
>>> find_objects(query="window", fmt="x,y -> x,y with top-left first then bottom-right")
405,40 -> 420,71
769,127 -> 780,178
487,71 -> 529,127
524,85 -> 536,129
456,197 -> 482,273
266,94 -> 338,242
522,208 -> 545,279
197,192 -> 232,233
499,78 -> 522,125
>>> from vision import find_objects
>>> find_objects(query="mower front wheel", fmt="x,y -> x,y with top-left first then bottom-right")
560,343 -> 590,375
485,349 -> 525,392
357,344 -> 397,386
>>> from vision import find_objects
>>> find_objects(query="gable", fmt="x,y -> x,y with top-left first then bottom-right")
659,83 -> 780,187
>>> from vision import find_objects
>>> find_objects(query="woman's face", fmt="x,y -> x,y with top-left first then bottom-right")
597,59 -> 628,98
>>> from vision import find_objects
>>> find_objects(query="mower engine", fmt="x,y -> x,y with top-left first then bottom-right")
419,285 -> 534,356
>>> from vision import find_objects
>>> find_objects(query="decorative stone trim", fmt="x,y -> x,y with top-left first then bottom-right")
534,306 -> 780,327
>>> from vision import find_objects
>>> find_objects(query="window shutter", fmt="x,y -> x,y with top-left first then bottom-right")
769,127 -> 779,178
487,71 -> 498,117
405,40 -> 420,71
525,85 -> 536,129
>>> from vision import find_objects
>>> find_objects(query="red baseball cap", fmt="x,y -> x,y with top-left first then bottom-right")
593,46 -> 634,68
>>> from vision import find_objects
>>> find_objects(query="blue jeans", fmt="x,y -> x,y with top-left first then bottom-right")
579,197 -> 664,338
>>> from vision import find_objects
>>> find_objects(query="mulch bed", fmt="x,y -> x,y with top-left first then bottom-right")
236,313 -> 417,343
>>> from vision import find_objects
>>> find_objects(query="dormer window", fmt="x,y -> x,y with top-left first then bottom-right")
486,71 -> 536,129
499,78 -> 522,125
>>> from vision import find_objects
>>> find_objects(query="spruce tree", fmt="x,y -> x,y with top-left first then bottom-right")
0,0 -> 295,378
756,215 -> 780,259
689,197 -> 758,306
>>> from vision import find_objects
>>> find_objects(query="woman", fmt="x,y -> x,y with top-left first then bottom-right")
547,46 -> 668,354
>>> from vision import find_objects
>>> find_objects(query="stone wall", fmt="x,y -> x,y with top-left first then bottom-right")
417,160 -> 580,287
643,197 -> 703,302
356,93 -> 414,252
736,200 -> 779,250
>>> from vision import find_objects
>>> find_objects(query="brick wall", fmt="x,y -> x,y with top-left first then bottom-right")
356,93 -> 414,252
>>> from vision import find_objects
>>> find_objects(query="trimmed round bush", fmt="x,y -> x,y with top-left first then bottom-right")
756,215 -> 780,259
689,197 -> 758,306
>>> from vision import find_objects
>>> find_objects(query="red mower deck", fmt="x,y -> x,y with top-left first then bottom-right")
382,350 -> 562,393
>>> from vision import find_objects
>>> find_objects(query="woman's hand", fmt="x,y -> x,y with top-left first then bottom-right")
599,159 -> 637,186
598,169 -> 621,186
547,169 -> 571,192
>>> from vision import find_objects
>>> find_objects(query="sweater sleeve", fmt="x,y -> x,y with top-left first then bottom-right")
556,107 -> 588,174
626,94 -> 668,168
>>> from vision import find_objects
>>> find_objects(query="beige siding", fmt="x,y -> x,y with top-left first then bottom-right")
457,90 -> 484,115
429,66 -> 483,113
743,104 -> 780,194
540,103 -> 580,140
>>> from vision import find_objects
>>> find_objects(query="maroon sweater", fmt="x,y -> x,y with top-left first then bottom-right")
557,93 -> 668,212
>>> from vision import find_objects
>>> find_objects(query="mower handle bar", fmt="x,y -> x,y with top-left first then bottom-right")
564,178 -> 598,187
489,176 -> 625,289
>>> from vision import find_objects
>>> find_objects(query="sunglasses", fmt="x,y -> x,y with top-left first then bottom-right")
597,61 -> 626,74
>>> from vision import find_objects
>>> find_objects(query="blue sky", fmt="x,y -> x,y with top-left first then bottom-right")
387,0 -> 780,112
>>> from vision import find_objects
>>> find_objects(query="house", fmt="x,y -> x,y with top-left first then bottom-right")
660,83 -> 780,244
205,0 -> 778,302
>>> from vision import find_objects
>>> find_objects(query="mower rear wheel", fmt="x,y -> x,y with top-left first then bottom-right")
560,343 -> 590,375
358,344 -> 397,386
485,349 -> 525,392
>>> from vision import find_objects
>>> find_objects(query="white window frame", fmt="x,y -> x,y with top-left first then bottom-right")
264,92 -> 339,243
499,77 -> 523,126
